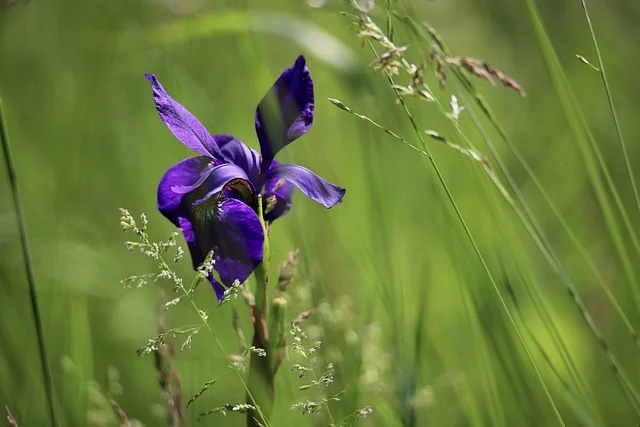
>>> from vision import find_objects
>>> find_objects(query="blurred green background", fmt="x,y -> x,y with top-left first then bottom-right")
3,0 -> 640,425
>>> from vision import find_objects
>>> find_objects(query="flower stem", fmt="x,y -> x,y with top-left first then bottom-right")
247,195 -> 274,427
0,98 -> 59,426
254,195 -> 269,315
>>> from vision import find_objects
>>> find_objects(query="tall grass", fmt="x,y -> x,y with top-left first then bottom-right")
2,0 -> 640,426
0,98 -> 58,426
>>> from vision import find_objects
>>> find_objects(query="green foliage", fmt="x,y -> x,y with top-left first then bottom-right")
3,0 -> 640,426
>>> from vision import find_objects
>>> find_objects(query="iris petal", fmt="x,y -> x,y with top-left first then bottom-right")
146,74 -> 223,159
216,134 -> 261,184
157,156 -> 214,227
179,163 -> 252,202
211,199 -> 264,287
261,164 -> 345,209
177,216 -> 226,301
179,199 -> 264,301
208,276 -> 226,302
255,55 -> 314,171
262,176 -> 295,222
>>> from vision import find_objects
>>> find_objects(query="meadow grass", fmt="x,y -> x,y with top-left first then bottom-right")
2,0 -> 640,426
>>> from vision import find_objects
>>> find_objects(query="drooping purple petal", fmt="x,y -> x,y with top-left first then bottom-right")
178,198 -> 264,300
216,134 -> 261,185
255,55 -> 314,171
212,199 -> 264,286
262,176 -> 294,223
145,74 -> 223,159
176,215 -> 225,300
157,156 -> 215,227
260,164 -> 345,209
208,275 -> 226,302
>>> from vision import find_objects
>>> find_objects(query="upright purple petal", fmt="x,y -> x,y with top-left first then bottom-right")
260,164 -> 345,209
255,55 -> 314,171
146,74 -> 223,159
216,134 -> 261,185
157,156 -> 214,227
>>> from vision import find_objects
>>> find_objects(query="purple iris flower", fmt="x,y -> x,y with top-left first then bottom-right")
146,55 -> 345,301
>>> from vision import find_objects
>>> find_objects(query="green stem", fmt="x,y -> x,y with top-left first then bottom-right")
247,195 -> 273,427
579,0 -> 640,219
0,99 -> 59,426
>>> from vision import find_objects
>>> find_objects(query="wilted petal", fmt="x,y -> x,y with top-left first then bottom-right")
146,74 -> 223,159
216,134 -> 261,184
261,164 -> 345,209
157,156 -> 215,227
255,55 -> 314,170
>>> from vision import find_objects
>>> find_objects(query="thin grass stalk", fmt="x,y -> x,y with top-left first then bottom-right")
367,44 -> 566,426
357,86 -> 640,417
438,76 -> 623,415
451,78 -> 640,347
507,285 -> 602,426
578,0 -> 640,219
409,16 -> 640,348
493,209 -> 602,420
451,110 -> 601,413
470,154 -> 600,417
372,20 -> 614,416
329,81 -> 412,424
522,0 -> 640,313
353,113 -> 403,331
408,285 -> 428,427
0,98 -> 59,427
332,91 -> 640,417
520,0 -> 640,414
469,151 -> 601,422
400,12 -> 640,365
460,285 -> 507,425
484,152 -> 640,415
396,11 -> 640,412
428,326 -> 488,426
465,85 -> 640,344
332,97 -> 594,420
353,110 -> 414,412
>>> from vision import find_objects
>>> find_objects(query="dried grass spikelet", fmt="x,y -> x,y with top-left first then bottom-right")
278,249 -> 300,291
446,56 -> 526,96
5,406 -> 18,427
110,400 -> 132,427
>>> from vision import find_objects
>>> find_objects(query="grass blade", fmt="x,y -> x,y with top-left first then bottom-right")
521,0 -> 640,416
371,48 -> 566,426
578,0 -> 640,218
0,98 -> 58,426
